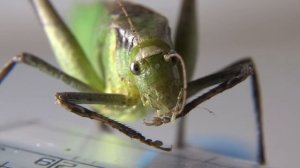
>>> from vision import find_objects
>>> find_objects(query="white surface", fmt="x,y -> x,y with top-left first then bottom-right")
0,0 -> 299,167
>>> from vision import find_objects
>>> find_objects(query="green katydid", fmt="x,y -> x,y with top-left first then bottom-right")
0,0 -> 266,165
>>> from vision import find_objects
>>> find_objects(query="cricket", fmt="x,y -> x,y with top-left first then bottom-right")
0,0 -> 266,165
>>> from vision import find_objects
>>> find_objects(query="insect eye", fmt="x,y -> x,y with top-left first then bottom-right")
130,61 -> 141,75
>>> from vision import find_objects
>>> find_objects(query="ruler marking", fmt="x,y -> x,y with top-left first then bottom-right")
0,144 -> 104,168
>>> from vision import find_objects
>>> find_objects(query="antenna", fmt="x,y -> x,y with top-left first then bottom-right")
116,0 -> 140,42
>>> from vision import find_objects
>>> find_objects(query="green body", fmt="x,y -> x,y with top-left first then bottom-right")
40,1 -> 189,121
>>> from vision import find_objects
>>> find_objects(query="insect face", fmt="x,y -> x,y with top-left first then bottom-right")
131,48 -> 183,117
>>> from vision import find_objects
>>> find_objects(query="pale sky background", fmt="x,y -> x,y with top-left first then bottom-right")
0,0 -> 299,167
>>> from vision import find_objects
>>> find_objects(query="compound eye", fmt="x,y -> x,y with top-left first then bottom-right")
130,61 -> 141,75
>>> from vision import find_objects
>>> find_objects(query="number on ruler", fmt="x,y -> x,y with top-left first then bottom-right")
34,157 -> 77,167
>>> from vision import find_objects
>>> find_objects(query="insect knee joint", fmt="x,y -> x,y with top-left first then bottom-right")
55,93 -> 65,104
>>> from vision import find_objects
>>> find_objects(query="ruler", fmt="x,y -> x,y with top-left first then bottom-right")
0,144 -> 102,168
0,120 -> 267,168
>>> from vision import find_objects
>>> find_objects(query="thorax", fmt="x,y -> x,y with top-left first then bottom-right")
101,2 -> 173,99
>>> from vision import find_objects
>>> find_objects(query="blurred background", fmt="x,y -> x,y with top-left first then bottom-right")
0,0 -> 299,167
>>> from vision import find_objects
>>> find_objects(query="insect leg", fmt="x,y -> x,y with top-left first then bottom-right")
0,52 -> 96,92
55,92 -> 172,151
174,0 -> 197,149
56,92 -> 128,105
31,0 -> 104,91
175,0 -> 197,77
178,58 -> 266,165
